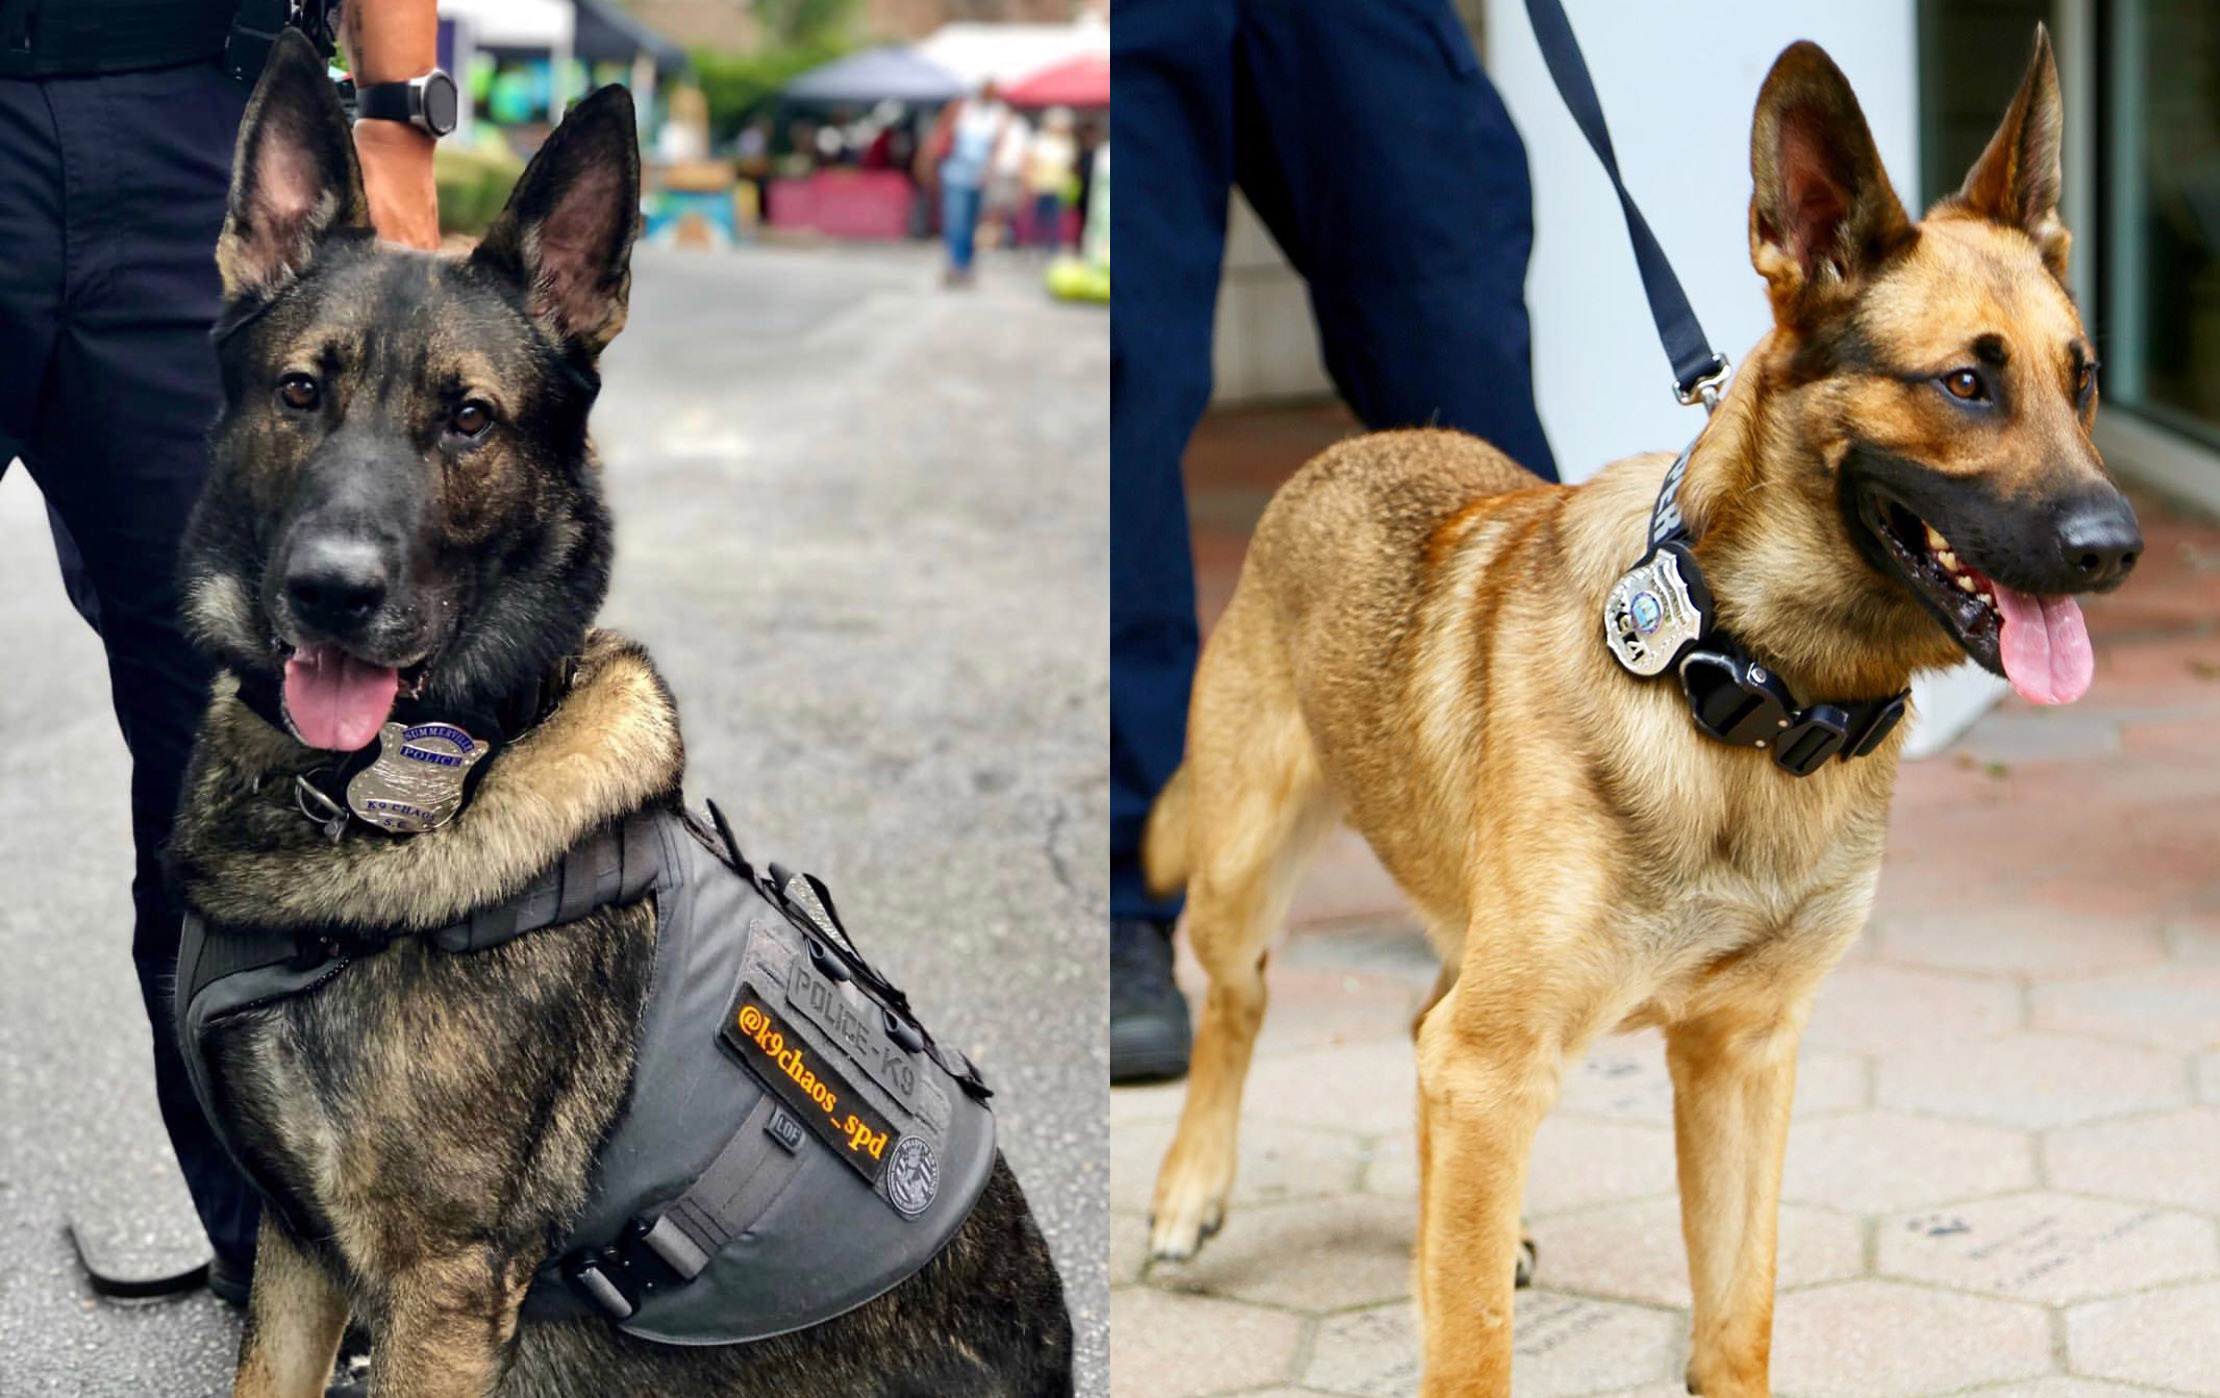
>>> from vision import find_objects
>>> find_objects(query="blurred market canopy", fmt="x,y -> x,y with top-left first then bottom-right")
783,45 -> 966,104
912,18 -> 1106,90
1000,53 -> 1106,108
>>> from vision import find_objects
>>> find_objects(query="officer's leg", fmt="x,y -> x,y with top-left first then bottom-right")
0,77 -> 63,467
20,64 -> 260,1278
1236,0 -> 1559,481
1109,0 -> 1238,1082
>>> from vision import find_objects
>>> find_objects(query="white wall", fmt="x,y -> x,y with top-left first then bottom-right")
1483,0 -> 1919,482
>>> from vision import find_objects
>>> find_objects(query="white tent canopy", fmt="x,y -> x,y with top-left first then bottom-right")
439,0 -> 578,121
913,18 -> 1108,91
439,0 -> 574,50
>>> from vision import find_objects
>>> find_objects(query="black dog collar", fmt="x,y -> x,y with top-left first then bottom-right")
1603,440 -> 1908,777
234,658 -> 576,838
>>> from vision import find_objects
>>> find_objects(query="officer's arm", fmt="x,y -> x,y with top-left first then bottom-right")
343,0 -> 441,250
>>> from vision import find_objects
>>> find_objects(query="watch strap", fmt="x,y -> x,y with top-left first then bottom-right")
354,80 -> 418,125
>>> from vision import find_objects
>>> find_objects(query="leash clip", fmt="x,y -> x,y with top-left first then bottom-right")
294,775 -> 349,843
1674,354 -> 1732,414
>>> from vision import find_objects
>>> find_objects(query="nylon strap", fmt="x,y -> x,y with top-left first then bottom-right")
1523,0 -> 1727,400
632,1096 -> 807,1281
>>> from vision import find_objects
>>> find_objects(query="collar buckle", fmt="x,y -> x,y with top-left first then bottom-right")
1679,649 -> 1795,749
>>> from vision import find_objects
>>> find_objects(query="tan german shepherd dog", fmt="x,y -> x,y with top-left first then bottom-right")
1141,28 -> 2139,1397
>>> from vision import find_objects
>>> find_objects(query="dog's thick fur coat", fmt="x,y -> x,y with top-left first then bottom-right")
1143,29 -> 2133,1398
173,33 -> 1070,1398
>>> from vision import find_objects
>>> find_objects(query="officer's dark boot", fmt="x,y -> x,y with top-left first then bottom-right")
1110,917 -> 1190,1082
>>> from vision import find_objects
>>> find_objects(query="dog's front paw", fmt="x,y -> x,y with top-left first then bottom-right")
1145,1201 -> 1225,1262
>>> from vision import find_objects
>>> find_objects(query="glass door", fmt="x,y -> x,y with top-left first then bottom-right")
2101,0 -> 2220,448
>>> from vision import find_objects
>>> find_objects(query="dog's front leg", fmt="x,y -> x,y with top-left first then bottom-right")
1412,978 -> 1567,1398
1665,1004 -> 1811,1397
234,1217 -> 350,1398
368,1252 -> 530,1398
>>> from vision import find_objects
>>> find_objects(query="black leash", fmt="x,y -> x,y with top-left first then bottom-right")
1528,0 -> 1908,773
1524,0 -> 1729,408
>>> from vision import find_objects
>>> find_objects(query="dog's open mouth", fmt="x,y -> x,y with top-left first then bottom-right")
276,642 -> 430,751
1855,488 -> 2093,706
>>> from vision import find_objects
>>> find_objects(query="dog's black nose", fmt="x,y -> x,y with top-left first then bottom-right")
2056,495 -> 2143,590
285,535 -> 390,634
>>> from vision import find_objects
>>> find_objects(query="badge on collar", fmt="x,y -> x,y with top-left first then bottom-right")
344,721 -> 488,833
1604,544 -> 1710,677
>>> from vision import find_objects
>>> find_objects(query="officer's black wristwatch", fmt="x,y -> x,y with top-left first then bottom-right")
352,68 -> 459,138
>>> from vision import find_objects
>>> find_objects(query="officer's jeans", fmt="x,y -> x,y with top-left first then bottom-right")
0,59 -> 261,1269
943,181 -> 984,271
1110,0 -> 1562,923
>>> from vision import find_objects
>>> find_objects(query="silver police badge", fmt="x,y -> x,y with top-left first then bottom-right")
1604,550 -> 1705,677
344,721 -> 487,833
885,1134 -> 939,1218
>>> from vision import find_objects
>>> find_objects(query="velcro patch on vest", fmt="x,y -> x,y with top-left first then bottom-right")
723,987 -> 897,1184
782,955 -> 923,1109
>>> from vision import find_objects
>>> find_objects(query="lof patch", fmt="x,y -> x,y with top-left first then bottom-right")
885,1135 -> 939,1217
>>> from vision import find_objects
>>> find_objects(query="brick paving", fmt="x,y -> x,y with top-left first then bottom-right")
1111,405 -> 2220,1397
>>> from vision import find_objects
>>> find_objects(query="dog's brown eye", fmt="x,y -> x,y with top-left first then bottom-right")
278,373 -> 320,410
1941,368 -> 1988,402
449,400 -> 494,438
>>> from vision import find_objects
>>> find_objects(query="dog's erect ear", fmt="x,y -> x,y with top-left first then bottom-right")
216,29 -> 370,301
472,85 -> 641,356
1748,41 -> 1912,326
1947,24 -> 2068,279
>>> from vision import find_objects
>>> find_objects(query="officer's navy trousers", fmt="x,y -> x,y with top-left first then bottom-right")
0,59 -> 260,1269
1111,0 -> 1560,921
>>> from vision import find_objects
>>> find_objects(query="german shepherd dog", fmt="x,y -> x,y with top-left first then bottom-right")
1143,29 -> 2137,1397
168,35 -> 1070,1398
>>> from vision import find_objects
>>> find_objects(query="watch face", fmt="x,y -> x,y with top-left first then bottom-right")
422,72 -> 459,136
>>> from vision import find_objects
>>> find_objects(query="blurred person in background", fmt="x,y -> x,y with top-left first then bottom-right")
1074,116 -> 1103,236
1027,107 -> 1078,250
920,79 -> 1014,285
1109,0 -> 1559,1081
985,101 -> 1031,251
787,116 -> 821,172
0,0 -> 443,1299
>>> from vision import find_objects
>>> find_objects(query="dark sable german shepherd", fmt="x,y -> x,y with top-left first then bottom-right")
169,34 -> 1070,1398
1143,28 -> 2137,1398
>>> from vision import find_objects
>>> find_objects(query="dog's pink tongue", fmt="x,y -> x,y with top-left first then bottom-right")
1992,583 -> 2093,706
282,644 -> 400,750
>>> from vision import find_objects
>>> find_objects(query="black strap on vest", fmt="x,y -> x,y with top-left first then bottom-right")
700,801 -> 991,1103
1524,0 -> 1728,405
183,814 -> 663,1001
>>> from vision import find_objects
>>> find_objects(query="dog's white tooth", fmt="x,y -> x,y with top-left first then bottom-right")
1956,575 -> 1978,594
1924,523 -> 1949,551
1937,549 -> 1960,572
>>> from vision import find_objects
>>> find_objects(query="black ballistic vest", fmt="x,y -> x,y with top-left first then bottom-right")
175,806 -> 997,1344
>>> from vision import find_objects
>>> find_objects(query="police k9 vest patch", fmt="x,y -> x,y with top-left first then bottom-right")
723,987 -> 897,1182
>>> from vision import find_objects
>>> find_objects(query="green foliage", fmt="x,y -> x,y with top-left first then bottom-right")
435,144 -> 526,236
692,38 -> 851,144
756,0 -> 856,47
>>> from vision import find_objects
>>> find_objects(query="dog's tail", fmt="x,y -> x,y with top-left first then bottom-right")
1140,763 -> 1192,898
